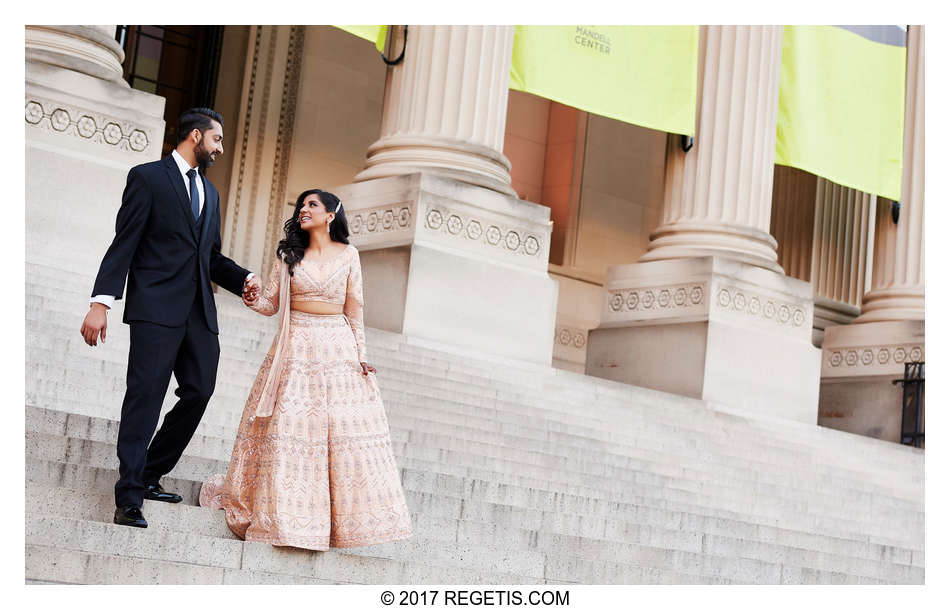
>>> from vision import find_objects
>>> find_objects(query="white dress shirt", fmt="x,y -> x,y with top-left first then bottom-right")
171,148 -> 205,215
90,150 -> 254,309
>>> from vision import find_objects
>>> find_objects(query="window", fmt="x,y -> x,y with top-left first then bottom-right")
115,26 -> 224,155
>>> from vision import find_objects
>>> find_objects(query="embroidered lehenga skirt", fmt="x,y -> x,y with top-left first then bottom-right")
201,311 -> 413,550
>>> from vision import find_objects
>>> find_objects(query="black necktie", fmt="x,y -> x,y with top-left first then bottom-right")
186,169 -> 200,221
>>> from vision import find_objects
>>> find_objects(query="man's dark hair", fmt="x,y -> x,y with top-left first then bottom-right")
176,107 -> 223,144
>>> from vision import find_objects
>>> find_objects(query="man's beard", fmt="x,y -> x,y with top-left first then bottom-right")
195,143 -> 215,172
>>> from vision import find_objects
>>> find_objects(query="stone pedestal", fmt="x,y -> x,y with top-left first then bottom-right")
587,27 -> 820,422
333,26 -> 558,363
817,27 -> 925,443
586,257 -> 820,423
550,274 -> 603,374
818,321 -> 923,441
332,173 -> 558,365
25,25 -> 166,275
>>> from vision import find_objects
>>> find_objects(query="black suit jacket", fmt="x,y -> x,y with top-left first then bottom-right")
91,154 -> 249,334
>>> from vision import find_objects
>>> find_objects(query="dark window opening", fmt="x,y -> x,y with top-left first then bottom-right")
115,26 -> 224,156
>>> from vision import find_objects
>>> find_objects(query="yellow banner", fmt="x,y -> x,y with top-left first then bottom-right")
510,26 -> 699,136
776,26 -> 906,200
335,26 -> 387,52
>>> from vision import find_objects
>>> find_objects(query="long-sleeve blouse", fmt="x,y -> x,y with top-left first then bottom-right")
251,244 -> 367,362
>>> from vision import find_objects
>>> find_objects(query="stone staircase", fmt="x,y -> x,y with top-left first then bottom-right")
25,261 -> 925,584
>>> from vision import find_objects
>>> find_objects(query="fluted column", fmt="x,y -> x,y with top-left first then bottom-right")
770,165 -> 817,283
640,26 -> 783,272
770,167 -> 875,345
810,179 -> 875,332
855,27 -> 925,323
354,25 -> 516,196
25,25 -> 126,83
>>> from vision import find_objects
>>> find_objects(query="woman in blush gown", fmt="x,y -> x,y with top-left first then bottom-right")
200,188 -> 412,550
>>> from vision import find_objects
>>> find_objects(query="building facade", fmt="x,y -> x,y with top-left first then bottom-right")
24,25 -> 925,444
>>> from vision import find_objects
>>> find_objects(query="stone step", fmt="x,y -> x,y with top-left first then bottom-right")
26,544 -> 336,585
29,479 -> 915,585
26,304 -> 926,476
19,270 -> 909,420
25,402 -> 922,523
25,378 -> 923,506
25,487 -> 548,581
25,430 -> 923,550
28,480 -> 920,584
25,514 -> 545,585
25,341 -> 923,488
30,472 -> 923,581
27,454 -> 922,572
30,370 -> 922,496
20,263 -> 928,450
25,261 -> 926,584
26,405 -> 921,522
25,315 -> 924,472
383,408 -> 921,506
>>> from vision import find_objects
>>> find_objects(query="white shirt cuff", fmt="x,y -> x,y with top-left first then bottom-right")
246,272 -> 255,281
90,295 -> 115,309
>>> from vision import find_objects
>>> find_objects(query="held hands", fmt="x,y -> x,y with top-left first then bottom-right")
242,274 -> 261,306
360,362 -> 376,376
80,303 -> 109,347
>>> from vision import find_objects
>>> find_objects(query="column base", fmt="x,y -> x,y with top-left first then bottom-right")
585,257 -> 820,423
354,135 -> 517,197
640,221 -> 784,273
812,296 -> 860,347
819,320 -> 925,443
26,26 -> 126,83
331,173 -> 558,365
853,287 -> 926,324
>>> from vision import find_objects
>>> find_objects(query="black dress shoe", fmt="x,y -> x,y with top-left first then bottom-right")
144,483 -> 183,503
114,505 -> 148,528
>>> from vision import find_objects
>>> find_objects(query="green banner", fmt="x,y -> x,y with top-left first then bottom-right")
510,26 -> 699,136
776,25 -> 906,200
335,26 -> 387,52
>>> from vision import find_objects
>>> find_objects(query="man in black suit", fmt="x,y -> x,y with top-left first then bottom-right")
80,108 -> 262,528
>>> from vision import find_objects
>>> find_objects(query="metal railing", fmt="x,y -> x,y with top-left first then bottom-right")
894,361 -> 924,448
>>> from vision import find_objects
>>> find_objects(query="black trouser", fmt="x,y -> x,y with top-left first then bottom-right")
114,297 -> 219,509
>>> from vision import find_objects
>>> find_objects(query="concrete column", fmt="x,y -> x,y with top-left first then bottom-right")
586,26 -> 821,423
26,25 -> 125,82
334,25 -> 557,365
770,165 -> 817,286
771,169 -> 875,347
354,26 -> 517,197
640,26 -> 783,272
819,26 -> 925,443
810,179 -> 874,341
854,28 -> 925,324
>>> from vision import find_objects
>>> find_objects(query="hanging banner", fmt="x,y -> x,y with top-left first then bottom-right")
510,26 -> 699,136
776,25 -> 906,200
335,25 -> 388,52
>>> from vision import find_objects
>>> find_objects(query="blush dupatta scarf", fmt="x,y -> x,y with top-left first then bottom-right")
251,260 -> 290,421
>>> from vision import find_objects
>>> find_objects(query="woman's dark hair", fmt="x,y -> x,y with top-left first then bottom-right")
176,107 -> 223,143
277,189 -> 350,274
